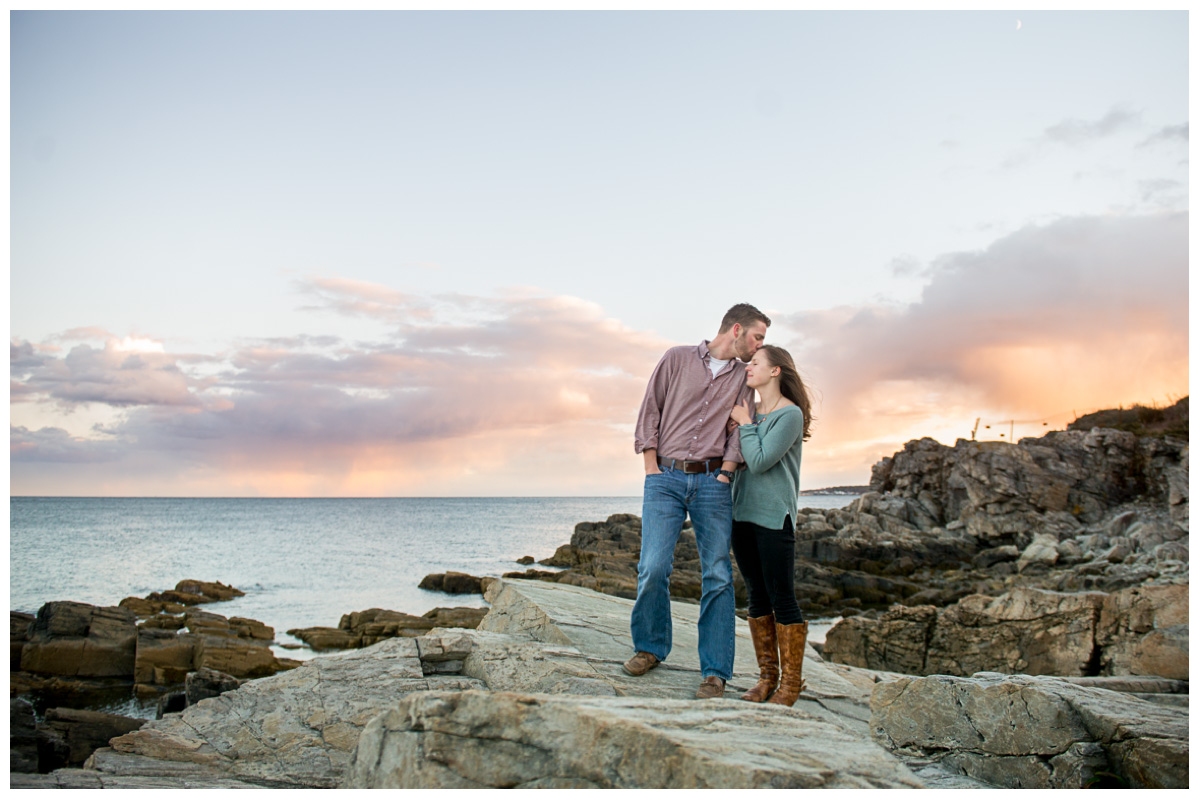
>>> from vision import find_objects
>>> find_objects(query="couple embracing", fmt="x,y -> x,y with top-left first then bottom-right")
625,303 -> 814,703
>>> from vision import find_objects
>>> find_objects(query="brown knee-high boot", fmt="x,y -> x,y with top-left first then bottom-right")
767,621 -> 808,706
741,614 -> 779,702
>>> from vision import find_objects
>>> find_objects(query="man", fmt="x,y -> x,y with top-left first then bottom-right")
626,303 -> 770,698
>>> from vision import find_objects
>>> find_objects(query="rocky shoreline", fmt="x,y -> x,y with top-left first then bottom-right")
10,423 -> 1188,788
9,579 -> 490,776
11,578 -> 1188,789
490,427 -> 1187,621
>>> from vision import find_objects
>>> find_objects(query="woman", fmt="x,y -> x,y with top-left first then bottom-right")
728,344 -> 813,706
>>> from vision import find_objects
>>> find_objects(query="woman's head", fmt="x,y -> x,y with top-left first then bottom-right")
748,345 -> 813,441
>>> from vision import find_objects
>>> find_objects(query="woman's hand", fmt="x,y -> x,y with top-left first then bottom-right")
729,399 -> 753,427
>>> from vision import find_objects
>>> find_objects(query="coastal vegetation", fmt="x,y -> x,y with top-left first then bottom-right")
1068,395 -> 1188,439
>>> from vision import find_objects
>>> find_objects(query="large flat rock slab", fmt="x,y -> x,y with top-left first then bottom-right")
21,579 -> 955,789
10,769 -> 267,789
481,578 -> 872,706
344,689 -> 925,789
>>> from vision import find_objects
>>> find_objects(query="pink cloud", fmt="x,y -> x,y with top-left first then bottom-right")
11,293 -> 670,495
777,212 -> 1188,483
14,212 -> 1185,498
296,275 -> 434,321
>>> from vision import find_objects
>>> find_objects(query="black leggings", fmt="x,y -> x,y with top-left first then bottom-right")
731,516 -> 805,625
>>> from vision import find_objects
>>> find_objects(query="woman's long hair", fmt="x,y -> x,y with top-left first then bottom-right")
759,345 -> 814,441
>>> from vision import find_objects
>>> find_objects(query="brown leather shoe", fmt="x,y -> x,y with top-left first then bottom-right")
622,651 -> 660,676
767,621 -> 808,707
741,613 -> 779,702
695,676 -> 725,699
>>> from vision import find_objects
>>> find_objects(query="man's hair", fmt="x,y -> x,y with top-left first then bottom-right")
718,303 -> 771,334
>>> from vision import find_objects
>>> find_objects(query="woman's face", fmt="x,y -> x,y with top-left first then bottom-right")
744,351 -> 777,389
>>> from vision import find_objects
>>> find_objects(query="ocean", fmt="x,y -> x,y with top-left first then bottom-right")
9,495 -> 853,657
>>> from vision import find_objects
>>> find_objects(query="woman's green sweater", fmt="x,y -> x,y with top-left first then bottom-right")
731,404 -> 805,530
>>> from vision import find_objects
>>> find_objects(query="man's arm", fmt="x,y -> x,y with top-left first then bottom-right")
722,381 -> 755,466
634,351 -> 674,474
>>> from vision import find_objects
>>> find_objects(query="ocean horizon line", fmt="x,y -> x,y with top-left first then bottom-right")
9,495 -> 645,501
10,489 -> 859,501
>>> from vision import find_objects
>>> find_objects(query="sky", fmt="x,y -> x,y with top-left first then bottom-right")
8,9 -> 1190,497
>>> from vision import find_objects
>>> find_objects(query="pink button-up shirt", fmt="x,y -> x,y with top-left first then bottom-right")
634,341 -> 753,464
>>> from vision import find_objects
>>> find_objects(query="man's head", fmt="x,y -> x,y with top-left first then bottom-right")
718,303 -> 770,360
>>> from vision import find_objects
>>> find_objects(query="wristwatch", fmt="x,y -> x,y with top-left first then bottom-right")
718,469 -> 735,482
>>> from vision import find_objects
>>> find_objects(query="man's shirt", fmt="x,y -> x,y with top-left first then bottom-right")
634,340 -> 753,463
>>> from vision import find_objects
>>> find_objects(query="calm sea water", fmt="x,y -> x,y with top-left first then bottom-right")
10,495 -> 853,657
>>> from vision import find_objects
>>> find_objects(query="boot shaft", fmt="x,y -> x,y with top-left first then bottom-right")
767,621 -> 808,706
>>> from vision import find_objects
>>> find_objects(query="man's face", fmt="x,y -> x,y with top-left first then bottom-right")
733,321 -> 767,361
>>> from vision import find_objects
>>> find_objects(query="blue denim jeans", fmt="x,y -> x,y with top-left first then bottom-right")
630,466 -> 735,680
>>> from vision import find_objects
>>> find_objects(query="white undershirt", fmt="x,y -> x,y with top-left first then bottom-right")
708,356 -> 729,377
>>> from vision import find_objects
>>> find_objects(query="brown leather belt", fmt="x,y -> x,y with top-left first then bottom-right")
657,456 -> 723,474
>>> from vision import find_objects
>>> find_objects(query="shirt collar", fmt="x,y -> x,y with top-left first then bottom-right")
699,340 -> 736,376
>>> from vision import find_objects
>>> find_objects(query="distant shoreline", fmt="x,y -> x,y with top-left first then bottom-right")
799,485 -> 870,496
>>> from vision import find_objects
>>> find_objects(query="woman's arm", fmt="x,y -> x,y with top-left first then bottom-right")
738,408 -> 804,474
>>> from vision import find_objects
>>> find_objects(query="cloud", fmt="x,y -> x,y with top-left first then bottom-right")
1003,108 -> 1144,169
13,337 -> 201,409
1138,178 -> 1185,207
10,425 -> 125,463
10,339 -> 50,371
296,275 -> 434,322
11,292 -> 670,495
888,255 -> 922,278
48,326 -> 117,344
13,225 -> 1187,496
779,212 -> 1188,481
1041,108 -> 1140,146
1138,122 -> 1188,148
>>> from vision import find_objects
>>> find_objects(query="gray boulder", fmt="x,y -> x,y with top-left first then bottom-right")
185,667 -> 242,705
87,637 -> 484,788
825,584 -> 1188,679
1130,625 -> 1188,680
37,708 -> 145,770
870,672 -> 1188,789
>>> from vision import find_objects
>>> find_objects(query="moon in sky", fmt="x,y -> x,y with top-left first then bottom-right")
1017,19 -> 1023,30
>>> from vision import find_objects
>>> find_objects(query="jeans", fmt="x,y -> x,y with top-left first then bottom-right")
630,466 -> 735,680
731,516 -> 805,625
